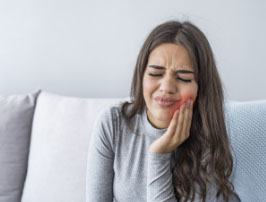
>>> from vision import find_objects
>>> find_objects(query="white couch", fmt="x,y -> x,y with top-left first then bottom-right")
1,90 -> 266,202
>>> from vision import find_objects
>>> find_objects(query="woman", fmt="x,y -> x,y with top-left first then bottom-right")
86,20 -> 241,202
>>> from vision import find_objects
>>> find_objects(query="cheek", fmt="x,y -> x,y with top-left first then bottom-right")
143,77 -> 157,97
169,90 -> 197,115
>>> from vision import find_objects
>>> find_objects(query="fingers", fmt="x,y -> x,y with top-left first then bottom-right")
174,100 -> 193,143
166,109 -> 179,137
181,100 -> 193,140
174,102 -> 186,140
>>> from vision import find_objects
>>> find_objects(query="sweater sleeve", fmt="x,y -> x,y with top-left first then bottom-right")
86,108 -> 115,202
147,151 -> 177,202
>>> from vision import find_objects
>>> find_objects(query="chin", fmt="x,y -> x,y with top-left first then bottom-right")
153,108 -> 173,122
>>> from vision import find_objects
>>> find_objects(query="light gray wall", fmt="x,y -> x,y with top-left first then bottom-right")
1,0 -> 265,101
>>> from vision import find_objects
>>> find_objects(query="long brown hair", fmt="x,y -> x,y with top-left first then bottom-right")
120,20 -> 236,202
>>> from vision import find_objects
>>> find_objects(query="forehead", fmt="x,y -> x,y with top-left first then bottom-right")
148,43 -> 193,70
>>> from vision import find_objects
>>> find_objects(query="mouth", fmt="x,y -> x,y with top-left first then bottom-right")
155,99 -> 176,108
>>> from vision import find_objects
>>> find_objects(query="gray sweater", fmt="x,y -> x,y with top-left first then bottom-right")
86,105 -> 240,202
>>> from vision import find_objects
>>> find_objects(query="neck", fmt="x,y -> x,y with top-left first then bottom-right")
146,109 -> 169,129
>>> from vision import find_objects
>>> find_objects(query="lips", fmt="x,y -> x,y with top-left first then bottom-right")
154,96 -> 177,107
154,96 -> 177,102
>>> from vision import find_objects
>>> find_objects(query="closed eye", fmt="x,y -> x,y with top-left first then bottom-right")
148,73 -> 192,83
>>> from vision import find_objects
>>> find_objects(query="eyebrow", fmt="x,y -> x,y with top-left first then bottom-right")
148,65 -> 194,74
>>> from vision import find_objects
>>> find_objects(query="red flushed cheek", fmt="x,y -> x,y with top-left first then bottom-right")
169,94 -> 196,116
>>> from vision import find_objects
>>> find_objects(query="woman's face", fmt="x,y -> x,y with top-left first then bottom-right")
142,43 -> 198,129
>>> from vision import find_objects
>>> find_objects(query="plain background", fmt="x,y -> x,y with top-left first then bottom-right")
0,0 -> 265,101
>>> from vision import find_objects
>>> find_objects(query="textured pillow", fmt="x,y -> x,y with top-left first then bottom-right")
21,91 -> 129,202
225,100 -> 266,202
0,90 -> 40,202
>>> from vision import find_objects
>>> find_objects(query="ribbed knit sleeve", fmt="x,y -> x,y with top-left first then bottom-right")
147,151 -> 177,202
86,108 -> 115,202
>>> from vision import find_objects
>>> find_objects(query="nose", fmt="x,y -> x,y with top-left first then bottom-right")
159,74 -> 177,94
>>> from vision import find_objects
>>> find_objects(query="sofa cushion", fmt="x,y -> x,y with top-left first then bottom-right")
21,91 -> 129,202
225,100 -> 266,202
0,91 -> 40,202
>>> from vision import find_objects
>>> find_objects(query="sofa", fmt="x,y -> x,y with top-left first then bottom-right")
0,90 -> 265,202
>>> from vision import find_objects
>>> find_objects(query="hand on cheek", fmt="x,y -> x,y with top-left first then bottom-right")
148,95 -> 195,154
170,95 -> 195,118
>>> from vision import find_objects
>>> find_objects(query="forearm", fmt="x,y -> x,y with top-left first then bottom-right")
147,151 -> 177,202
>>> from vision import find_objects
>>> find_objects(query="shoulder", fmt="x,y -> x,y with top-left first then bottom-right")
93,103 -> 125,133
89,105 -> 123,152
96,104 -> 123,123
94,101 -> 140,136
